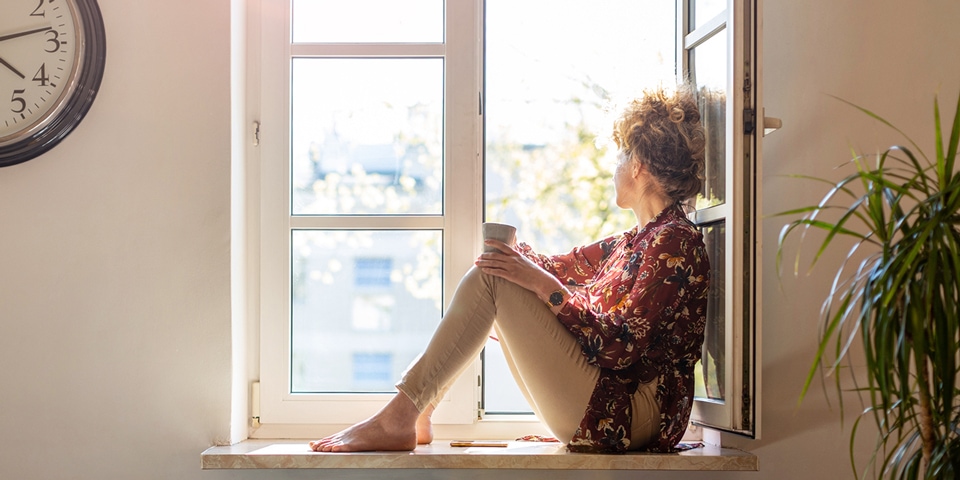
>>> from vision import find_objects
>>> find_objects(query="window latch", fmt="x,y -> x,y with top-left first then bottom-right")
743,108 -> 756,135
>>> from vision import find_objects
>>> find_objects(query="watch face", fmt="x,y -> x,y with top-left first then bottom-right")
0,0 -> 105,167
549,291 -> 564,306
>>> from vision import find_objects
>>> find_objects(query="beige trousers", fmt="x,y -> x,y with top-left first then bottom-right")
396,266 -> 659,448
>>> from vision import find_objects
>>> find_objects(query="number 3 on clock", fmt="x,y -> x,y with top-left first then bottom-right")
0,0 -> 106,168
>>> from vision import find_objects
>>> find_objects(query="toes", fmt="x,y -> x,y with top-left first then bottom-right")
322,442 -> 342,452
309,437 -> 336,452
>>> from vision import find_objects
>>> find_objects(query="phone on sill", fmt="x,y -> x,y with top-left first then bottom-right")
449,440 -> 510,448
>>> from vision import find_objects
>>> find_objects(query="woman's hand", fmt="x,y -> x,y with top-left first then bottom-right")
475,240 -> 564,301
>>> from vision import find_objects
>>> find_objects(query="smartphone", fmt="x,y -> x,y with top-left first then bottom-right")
449,440 -> 510,447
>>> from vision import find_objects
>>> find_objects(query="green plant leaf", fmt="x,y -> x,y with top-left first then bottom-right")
778,90 -> 960,478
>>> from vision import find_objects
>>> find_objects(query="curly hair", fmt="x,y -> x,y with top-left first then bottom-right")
611,84 -> 706,202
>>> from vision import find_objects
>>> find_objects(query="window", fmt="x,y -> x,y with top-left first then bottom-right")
251,0 -> 759,440
256,0 -> 479,428
682,0 -> 761,437
480,0 -> 677,415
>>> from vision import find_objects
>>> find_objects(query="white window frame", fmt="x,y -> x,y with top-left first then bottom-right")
683,0 -> 762,439
247,0 -> 761,441
254,0 -> 483,434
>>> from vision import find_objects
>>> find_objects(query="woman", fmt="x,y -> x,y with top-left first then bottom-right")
311,84 -> 710,454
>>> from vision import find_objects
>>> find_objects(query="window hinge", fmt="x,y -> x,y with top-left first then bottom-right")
743,108 -> 756,135
252,381 -> 261,428
252,121 -> 261,147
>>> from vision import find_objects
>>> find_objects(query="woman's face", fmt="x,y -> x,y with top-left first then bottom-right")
613,150 -> 635,208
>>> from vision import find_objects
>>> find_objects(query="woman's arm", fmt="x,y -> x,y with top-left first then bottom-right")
517,234 -> 620,285
477,233 -> 623,310
476,239 -> 568,308
555,226 -> 710,370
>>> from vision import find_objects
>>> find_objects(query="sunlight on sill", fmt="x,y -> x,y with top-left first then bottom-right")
201,439 -> 757,471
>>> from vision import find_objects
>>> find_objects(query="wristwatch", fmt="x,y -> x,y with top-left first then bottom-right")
546,289 -> 566,308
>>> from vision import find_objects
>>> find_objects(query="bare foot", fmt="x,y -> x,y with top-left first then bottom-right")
309,393 -> 420,452
309,415 -> 417,452
416,404 -> 435,445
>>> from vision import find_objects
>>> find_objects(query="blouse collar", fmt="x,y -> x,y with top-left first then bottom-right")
625,202 -> 685,244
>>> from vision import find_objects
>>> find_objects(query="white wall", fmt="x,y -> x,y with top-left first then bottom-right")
0,0 -> 234,478
747,0 -> 960,478
0,0 -> 958,479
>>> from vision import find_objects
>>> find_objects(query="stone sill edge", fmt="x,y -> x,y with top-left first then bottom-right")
201,439 -> 758,471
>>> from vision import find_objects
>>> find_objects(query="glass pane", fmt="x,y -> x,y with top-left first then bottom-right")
695,221 -> 725,401
691,0 -> 727,30
292,0 -> 443,43
483,339 -> 533,414
291,58 -> 443,215
291,230 -> 443,393
691,32 -> 727,208
485,0 -> 675,254
484,0 -> 676,412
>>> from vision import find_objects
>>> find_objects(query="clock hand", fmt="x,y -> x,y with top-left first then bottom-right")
0,26 -> 53,43
0,57 -> 25,79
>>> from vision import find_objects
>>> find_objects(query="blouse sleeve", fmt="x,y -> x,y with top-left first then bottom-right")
518,235 -> 620,286
554,225 -> 709,371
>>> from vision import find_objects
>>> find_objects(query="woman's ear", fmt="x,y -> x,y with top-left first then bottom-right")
631,157 -> 646,179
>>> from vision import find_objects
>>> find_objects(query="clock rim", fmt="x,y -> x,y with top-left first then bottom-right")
0,0 -> 106,168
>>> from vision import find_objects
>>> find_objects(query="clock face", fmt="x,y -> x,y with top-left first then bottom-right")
0,0 -> 105,167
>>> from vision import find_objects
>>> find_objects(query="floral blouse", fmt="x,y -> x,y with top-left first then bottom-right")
519,203 -> 710,453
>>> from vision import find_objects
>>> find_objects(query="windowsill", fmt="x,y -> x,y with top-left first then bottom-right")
201,439 -> 758,471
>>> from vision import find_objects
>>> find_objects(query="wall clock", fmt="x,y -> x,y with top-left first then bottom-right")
0,0 -> 106,168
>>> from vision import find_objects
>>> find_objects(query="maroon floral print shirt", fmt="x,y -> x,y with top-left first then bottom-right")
519,203 -> 710,453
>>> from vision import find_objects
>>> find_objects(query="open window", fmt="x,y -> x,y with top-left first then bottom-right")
682,0 -> 761,437
250,0 -> 760,441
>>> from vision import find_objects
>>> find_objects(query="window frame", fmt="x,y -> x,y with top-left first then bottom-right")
254,0 -> 483,430
248,0 -> 760,441
682,0 -> 761,438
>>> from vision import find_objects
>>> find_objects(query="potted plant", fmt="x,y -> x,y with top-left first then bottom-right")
777,91 -> 960,479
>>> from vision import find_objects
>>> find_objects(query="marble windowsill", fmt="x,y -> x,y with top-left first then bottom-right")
201,439 -> 758,471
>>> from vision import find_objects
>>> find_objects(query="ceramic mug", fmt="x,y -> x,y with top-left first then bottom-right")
481,222 -> 517,253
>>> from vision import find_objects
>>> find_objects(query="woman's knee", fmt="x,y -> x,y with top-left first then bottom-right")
457,265 -> 541,321
457,265 -> 487,293
460,265 -> 512,295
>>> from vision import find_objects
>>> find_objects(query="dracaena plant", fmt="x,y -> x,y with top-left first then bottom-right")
777,91 -> 960,479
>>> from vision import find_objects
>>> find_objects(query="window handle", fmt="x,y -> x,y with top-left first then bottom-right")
763,113 -> 782,136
